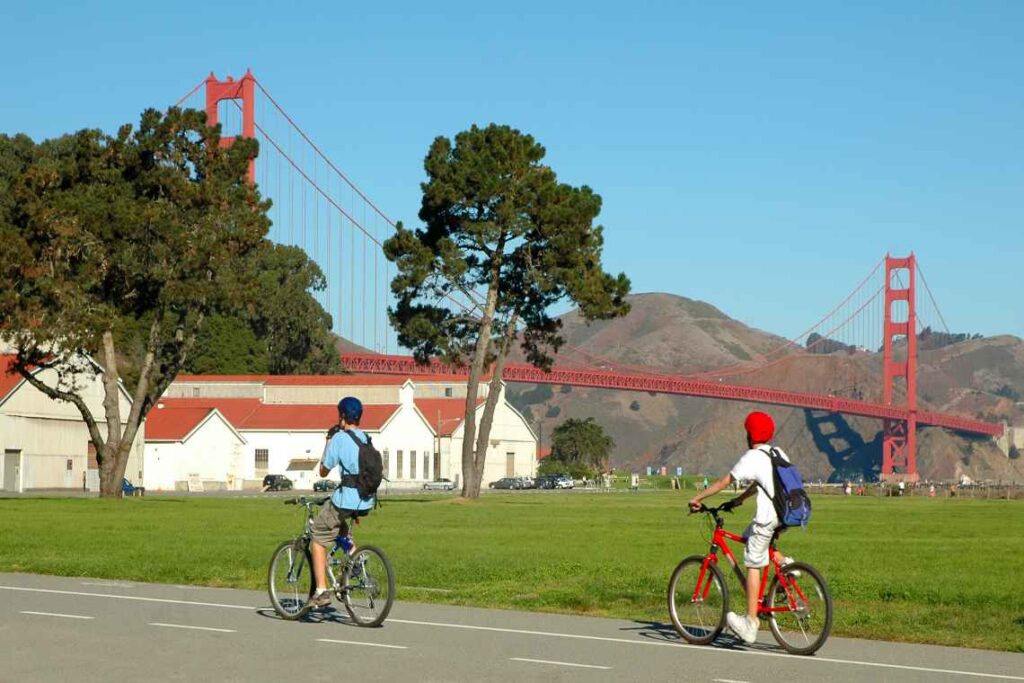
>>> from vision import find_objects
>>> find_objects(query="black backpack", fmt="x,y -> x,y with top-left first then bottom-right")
340,430 -> 384,504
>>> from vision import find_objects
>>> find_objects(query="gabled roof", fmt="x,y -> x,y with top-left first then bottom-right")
1,353 -> 135,409
153,397 -> 401,433
146,405 -> 247,443
0,355 -> 26,405
413,398 -> 484,436
153,398 -> 261,427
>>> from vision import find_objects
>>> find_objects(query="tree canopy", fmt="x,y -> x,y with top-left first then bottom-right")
549,417 -> 615,471
0,108 -> 269,496
384,123 -> 630,497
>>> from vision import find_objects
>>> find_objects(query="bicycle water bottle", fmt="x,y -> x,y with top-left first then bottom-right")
337,534 -> 354,555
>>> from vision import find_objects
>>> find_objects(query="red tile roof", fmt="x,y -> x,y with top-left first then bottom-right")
0,355 -> 25,404
174,375 -> 271,383
414,398 -> 484,436
177,373 -> 470,387
146,406 -> 217,441
263,374 -> 464,386
154,398 -> 261,426
239,403 -> 399,431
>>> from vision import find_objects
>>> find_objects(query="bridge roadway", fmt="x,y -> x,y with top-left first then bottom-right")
339,354 -> 1004,437
2,573 -> 1020,682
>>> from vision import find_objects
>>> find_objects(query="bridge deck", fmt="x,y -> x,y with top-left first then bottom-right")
340,354 -> 1003,437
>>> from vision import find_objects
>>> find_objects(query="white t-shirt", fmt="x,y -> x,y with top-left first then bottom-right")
730,445 -> 790,525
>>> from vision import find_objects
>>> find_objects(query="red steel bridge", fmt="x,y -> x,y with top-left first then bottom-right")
177,71 -> 1005,481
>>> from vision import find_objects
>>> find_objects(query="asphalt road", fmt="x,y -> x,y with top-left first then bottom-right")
0,573 -> 1020,683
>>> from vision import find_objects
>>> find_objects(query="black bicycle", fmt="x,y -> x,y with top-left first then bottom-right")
267,496 -> 395,627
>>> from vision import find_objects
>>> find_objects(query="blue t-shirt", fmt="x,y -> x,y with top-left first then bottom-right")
323,428 -> 375,511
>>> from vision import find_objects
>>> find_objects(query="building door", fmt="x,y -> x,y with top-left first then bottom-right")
3,450 -> 21,493
506,452 -> 515,477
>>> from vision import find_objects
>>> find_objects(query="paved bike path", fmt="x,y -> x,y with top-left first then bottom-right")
0,573 -> 1020,683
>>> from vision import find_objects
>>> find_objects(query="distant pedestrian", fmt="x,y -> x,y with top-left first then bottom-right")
928,484 -> 936,498
630,472 -> 639,492
898,480 -> 906,497
702,476 -> 709,491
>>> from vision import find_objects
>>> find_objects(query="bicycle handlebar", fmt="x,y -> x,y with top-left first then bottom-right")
283,496 -> 329,507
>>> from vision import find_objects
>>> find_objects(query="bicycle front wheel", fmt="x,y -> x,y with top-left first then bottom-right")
342,545 -> 395,627
667,555 -> 728,645
765,561 -> 833,655
268,539 -> 314,620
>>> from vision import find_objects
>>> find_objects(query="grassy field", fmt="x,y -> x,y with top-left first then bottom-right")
1,492 -> 1022,652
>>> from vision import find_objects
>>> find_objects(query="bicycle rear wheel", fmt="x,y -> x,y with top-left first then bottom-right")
342,545 -> 395,627
765,561 -> 832,655
667,555 -> 728,645
268,539 -> 314,620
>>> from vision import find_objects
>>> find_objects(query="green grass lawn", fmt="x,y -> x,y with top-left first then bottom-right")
1,492 -> 1022,652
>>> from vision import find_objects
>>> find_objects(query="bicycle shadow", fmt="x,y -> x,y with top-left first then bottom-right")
255,605 -> 357,626
621,620 -> 783,653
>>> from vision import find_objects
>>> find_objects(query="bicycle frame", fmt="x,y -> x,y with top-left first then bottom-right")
293,497 -> 361,593
695,509 -> 809,617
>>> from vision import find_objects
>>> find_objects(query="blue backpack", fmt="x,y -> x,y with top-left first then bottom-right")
758,447 -> 812,528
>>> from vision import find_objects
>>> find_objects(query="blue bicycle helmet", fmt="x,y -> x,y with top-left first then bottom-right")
337,396 -> 363,423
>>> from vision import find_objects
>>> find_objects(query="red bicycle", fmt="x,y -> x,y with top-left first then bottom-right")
667,503 -> 833,655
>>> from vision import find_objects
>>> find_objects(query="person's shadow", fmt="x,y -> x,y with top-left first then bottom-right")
255,605 -> 354,626
620,620 -> 781,652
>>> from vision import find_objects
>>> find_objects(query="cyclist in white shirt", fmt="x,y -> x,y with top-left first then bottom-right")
689,411 -> 790,644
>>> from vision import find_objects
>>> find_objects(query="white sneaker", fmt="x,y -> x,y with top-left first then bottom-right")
726,611 -> 759,644
780,556 -> 801,578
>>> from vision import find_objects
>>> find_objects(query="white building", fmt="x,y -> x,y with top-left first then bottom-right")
0,354 -> 144,493
147,373 -> 537,491
144,406 -> 246,491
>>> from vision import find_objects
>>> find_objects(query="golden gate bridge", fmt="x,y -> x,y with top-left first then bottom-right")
175,70 -> 1005,481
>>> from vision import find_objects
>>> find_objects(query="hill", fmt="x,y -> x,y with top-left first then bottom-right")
508,293 -> 1024,483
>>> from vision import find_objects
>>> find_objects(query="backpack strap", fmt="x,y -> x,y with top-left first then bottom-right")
339,429 -> 363,486
753,446 -> 786,523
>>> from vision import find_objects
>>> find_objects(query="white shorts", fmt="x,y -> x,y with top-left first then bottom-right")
742,520 -> 778,568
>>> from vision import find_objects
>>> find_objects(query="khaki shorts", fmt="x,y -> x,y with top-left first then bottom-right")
311,502 -> 356,548
742,520 -> 778,568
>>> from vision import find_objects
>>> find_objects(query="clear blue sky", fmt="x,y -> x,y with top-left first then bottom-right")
3,1 -> 1022,341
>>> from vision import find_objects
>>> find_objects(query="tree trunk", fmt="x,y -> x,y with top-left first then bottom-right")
473,313 -> 520,488
460,284 -> 500,499
98,329 -> 126,498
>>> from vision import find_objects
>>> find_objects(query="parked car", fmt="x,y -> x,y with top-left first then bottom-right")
489,477 -> 518,490
122,478 -> 145,497
262,474 -> 293,491
423,478 -> 456,491
553,474 -> 574,489
313,479 -> 337,492
536,475 -> 557,489
516,476 -> 536,489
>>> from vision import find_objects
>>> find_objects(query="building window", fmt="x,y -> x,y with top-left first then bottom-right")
192,387 -> 200,398
444,387 -> 453,397
396,451 -> 403,480
66,459 -> 73,471
383,449 -> 390,477
255,449 -> 269,472
410,451 -> 417,479
423,453 -> 430,481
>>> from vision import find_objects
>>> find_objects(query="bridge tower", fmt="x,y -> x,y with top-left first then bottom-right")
204,70 -> 256,184
881,254 -> 918,481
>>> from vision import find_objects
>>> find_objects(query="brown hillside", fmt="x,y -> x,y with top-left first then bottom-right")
509,293 -> 1024,483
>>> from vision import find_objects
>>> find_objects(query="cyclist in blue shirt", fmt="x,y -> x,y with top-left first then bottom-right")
306,396 -> 376,609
